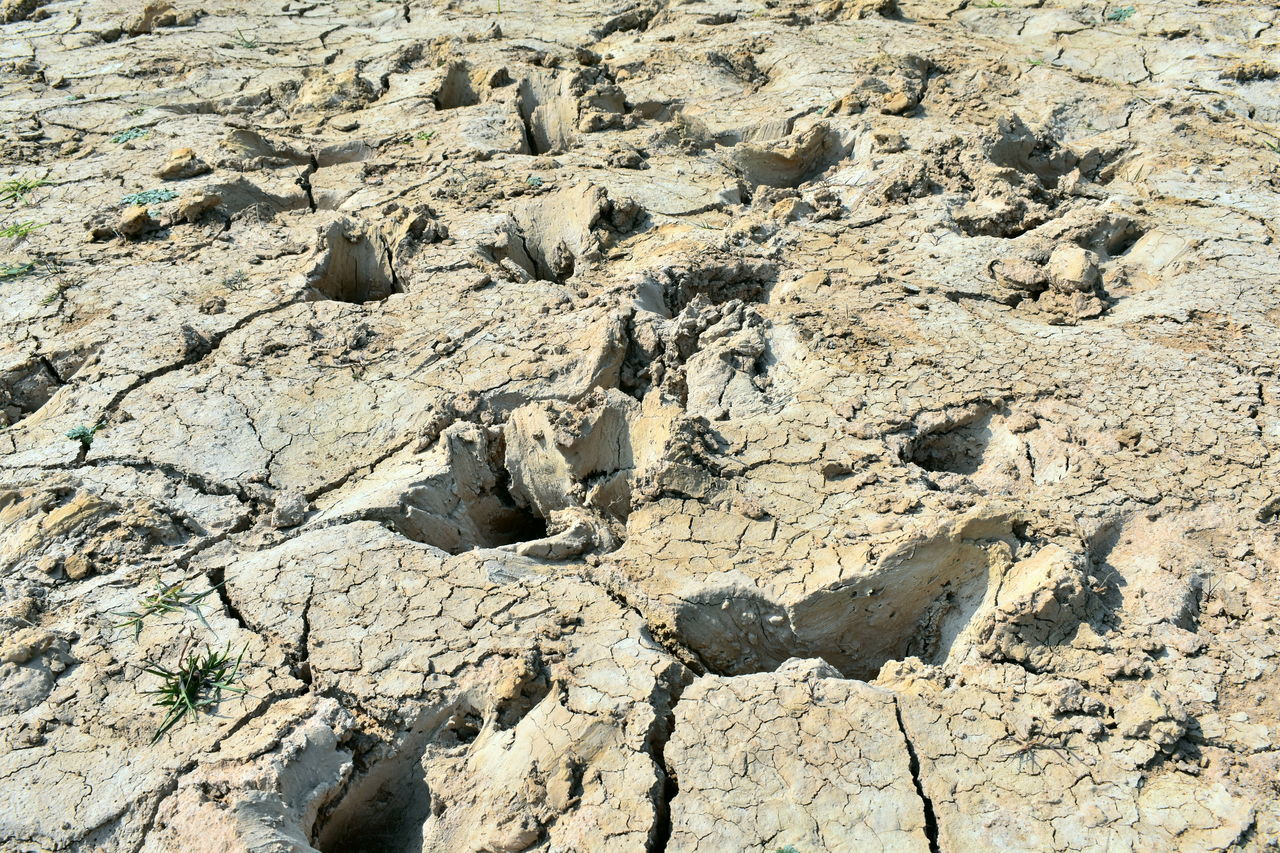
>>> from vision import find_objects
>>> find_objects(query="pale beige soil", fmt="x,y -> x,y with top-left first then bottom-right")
1,0 -> 1278,851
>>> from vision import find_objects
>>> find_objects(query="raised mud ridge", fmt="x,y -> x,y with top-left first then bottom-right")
1,0 -> 1279,851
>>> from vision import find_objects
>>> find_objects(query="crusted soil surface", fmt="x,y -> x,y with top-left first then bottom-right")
2,0 -> 1279,851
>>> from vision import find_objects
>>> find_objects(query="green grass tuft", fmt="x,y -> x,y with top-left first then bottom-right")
113,578 -> 220,640
143,641 -> 248,743
1,260 -> 37,280
0,178 -> 47,205
0,221 -> 45,238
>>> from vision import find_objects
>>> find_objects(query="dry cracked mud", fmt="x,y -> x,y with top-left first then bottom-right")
1,0 -> 1278,850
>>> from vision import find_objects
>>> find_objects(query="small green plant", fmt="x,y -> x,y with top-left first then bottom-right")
395,130 -> 438,145
234,29 -> 258,49
1107,5 -> 1135,20
110,127 -> 150,144
526,175 -> 544,187
113,578 -> 220,640
23,257 -> 84,305
1,178 -> 47,205
776,847 -> 802,853
0,221 -> 45,238
1,260 -> 37,280
222,270 -> 251,290
66,422 -> 103,449
143,640 -> 247,743
1262,138 -> 1280,154
120,188 -> 178,207
1029,58 -> 1046,67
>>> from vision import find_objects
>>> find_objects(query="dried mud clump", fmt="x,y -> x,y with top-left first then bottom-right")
1,0 -> 1279,851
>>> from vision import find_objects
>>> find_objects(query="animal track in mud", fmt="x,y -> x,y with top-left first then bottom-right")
984,116 -> 1080,191
379,430 -> 549,554
312,412 -> 637,560
432,61 -> 483,111
312,715 -> 439,853
514,63 -> 626,155
906,403 -> 1097,495
0,348 -> 91,426
306,218 -> 400,303
619,260 -> 776,400
482,184 -> 642,284
910,408 -> 1001,477
657,258 -> 778,312
930,115 -> 1129,240
663,519 -> 1010,679
517,72 -> 578,155
313,659 -> 553,853
1069,211 -> 1146,258
733,123 -> 851,189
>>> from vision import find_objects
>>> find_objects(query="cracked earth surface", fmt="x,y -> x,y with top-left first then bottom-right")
1,0 -> 1278,850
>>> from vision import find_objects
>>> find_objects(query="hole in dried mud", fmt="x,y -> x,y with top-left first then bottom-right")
1083,513 -> 1207,633
946,117 -> 1098,239
307,220 -> 400,304
387,464 -> 549,555
986,118 -> 1077,189
657,259 -> 778,314
481,470 -> 551,546
483,185 -> 639,285
503,224 -> 576,283
911,413 -> 993,475
0,349 -> 92,426
905,404 -> 1090,494
433,62 -> 480,110
449,711 -> 483,745
517,74 -> 576,155
732,123 -> 850,189
1,361 -> 62,427
315,663 -> 552,853
666,520 -> 1012,679
314,726 -> 436,853
1076,213 -> 1146,258
370,426 -> 551,555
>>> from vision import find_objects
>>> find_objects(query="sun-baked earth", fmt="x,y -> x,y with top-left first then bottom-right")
1,0 -> 1279,851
